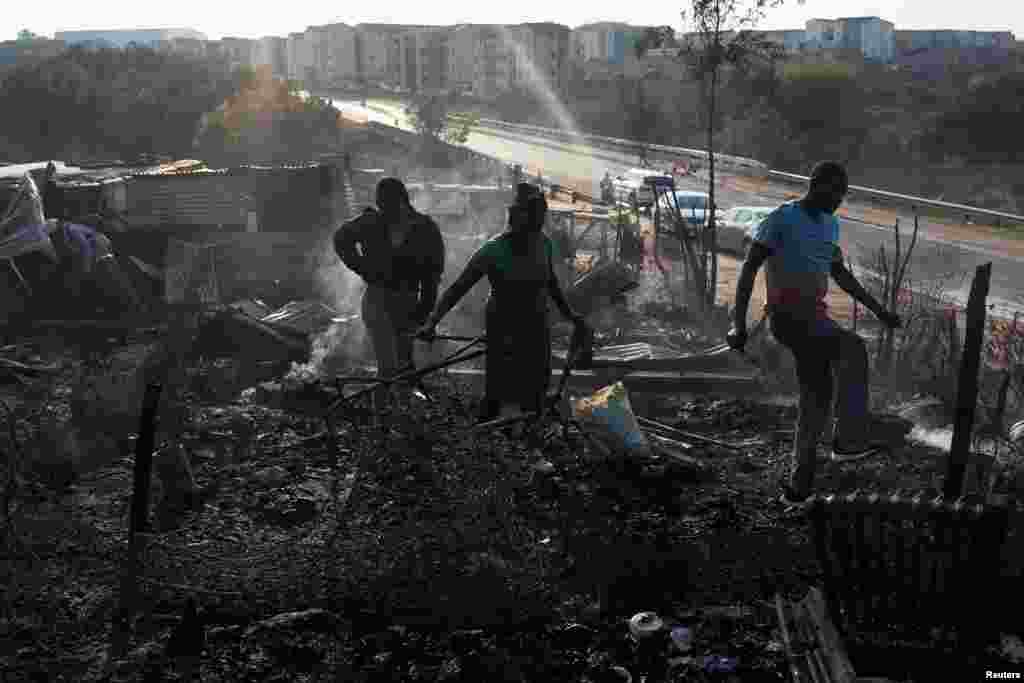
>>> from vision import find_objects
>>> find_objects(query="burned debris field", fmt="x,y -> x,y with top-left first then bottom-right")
1,149 -> 1024,683
5,326 -> 1010,683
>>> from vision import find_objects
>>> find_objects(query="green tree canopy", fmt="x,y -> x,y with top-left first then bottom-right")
16,29 -> 43,43
922,71 -> 1024,164
0,46 -> 234,162
771,61 -> 870,168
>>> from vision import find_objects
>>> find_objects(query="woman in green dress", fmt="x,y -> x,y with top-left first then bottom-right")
417,184 -> 587,422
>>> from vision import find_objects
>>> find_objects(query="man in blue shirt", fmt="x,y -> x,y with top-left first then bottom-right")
726,161 -> 905,507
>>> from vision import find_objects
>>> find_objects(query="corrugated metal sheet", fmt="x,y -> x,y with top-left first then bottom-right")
122,164 -> 332,230
124,174 -> 251,228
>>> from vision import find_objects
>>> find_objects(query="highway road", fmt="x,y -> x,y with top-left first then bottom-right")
336,98 -> 1024,319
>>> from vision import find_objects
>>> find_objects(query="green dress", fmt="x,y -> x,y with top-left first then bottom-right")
478,232 -> 556,417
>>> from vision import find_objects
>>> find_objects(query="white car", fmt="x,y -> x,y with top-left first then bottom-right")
656,190 -> 713,228
715,206 -> 775,255
611,168 -> 672,209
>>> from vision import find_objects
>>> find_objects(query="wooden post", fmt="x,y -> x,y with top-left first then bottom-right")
130,383 -> 163,535
109,381 -> 163,664
945,263 -> 992,499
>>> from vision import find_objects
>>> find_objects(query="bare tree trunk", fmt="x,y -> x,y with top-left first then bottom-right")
707,65 -> 719,313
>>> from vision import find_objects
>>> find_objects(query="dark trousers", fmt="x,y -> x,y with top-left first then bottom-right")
770,311 -> 870,496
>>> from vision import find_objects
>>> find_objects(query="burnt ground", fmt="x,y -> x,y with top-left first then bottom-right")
6,324 -> 1022,683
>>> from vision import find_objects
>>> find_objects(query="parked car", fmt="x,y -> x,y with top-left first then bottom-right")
715,206 -> 775,255
611,168 -> 672,210
656,190 -> 714,230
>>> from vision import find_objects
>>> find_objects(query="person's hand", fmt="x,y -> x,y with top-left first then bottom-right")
877,309 -> 902,329
726,326 -> 748,352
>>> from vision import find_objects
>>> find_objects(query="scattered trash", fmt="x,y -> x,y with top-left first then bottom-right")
627,611 -> 664,641
531,460 -> 556,475
608,665 -> 633,682
229,299 -> 274,320
701,654 -> 738,673
572,382 -> 650,456
252,465 -> 289,487
669,626 -> 693,653
1001,633 -> 1024,663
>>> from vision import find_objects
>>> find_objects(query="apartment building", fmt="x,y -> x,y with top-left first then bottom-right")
806,16 -> 896,62
512,23 -> 571,95
254,36 -> 288,79
895,29 -> 1015,52
306,23 -> 358,87
286,32 -> 315,83
154,37 -> 207,58
571,22 -> 632,63
474,26 -> 517,99
221,37 -> 256,72
355,24 -> 417,83
449,24 -> 485,92
417,29 -> 452,93
55,28 -> 206,48
758,29 -> 808,52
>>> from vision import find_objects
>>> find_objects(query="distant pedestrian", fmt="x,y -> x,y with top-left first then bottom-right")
334,178 -> 445,405
600,171 -> 615,205
726,161 -> 906,507
417,183 -> 588,422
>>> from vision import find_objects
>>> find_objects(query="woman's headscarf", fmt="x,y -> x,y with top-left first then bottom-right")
508,183 -> 547,235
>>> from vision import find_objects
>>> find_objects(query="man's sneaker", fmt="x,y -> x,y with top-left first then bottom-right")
830,436 -> 896,462
830,414 -> 911,462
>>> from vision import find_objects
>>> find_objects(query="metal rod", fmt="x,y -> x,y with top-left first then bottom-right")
774,594 -> 807,683
327,343 -> 486,413
635,416 -> 743,451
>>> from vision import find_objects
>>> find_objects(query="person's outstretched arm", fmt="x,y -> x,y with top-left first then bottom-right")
733,242 -> 771,332
420,245 -> 488,332
829,246 -> 887,317
416,218 -> 446,324
733,205 -> 786,333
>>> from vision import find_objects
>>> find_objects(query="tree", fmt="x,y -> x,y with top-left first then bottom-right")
634,26 -> 677,58
0,46 -> 234,162
679,0 -> 786,313
197,65 -> 344,165
16,29 -> 42,44
405,90 -> 479,164
922,71 -> 1024,165
770,62 -> 870,169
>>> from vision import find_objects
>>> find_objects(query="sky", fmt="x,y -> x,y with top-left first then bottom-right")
11,0 -> 1021,41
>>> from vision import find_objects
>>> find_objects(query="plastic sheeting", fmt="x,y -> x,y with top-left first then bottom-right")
0,221 -> 58,262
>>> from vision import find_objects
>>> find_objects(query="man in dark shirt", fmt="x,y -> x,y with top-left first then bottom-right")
334,178 -> 445,403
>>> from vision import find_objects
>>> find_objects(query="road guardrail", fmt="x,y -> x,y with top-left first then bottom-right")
470,114 -> 1023,226
367,102 -> 1023,226
767,170 -> 1024,226
474,117 -> 769,177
